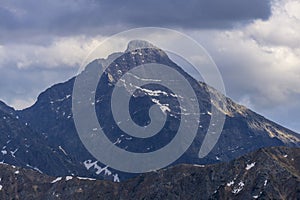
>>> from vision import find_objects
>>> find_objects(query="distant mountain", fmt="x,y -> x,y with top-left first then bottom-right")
0,146 -> 299,199
0,40 -> 299,180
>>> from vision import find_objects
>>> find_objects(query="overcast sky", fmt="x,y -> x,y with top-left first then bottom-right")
0,0 -> 300,133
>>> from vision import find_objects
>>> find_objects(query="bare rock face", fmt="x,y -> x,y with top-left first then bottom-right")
0,146 -> 299,199
0,107 -> 91,177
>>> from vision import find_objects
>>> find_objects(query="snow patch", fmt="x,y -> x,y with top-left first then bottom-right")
58,146 -> 68,156
232,181 -> 245,194
151,99 -> 171,113
245,162 -> 256,170
227,181 -> 234,187
113,138 -> 122,145
1,150 -> 7,155
26,164 -> 43,174
139,87 -> 168,97
113,174 -> 120,182
51,177 -> 62,183
95,165 -> 112,176
10,148 -> 18,158
83,160 -> 98,170
77,177 -> 96,181
193,164 -> 205,168
65,176 -> 73,181
83,160 -> 112,176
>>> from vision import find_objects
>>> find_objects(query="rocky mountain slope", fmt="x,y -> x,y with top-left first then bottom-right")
0,101 -> 119,181
0,102 -> 81,176
0,40 -> 299,181
0,146 -> 299,200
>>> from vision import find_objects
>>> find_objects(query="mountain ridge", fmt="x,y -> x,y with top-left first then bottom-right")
0,40 -> 298,181
0,146 -> 299,199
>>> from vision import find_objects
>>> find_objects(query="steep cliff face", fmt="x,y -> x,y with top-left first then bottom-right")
0,102 -> 94,177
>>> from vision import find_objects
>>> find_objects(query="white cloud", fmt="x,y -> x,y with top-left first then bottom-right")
0,35 -> 105,70
216,0 -> 300,107
245,0 -> 300,48
285,0 -> 300,19
0,35 -> 108,110
188,0 -> 300,132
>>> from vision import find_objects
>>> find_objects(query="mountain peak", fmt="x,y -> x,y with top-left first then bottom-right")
125,40 -> 157,52
13,40 -> 300,182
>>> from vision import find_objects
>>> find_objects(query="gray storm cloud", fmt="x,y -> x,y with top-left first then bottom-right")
0,0 -> 271,40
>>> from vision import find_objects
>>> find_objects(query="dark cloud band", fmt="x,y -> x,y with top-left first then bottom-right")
0,0 -> 271,37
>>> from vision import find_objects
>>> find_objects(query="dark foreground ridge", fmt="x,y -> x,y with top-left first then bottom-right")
0,146 -> 299,200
